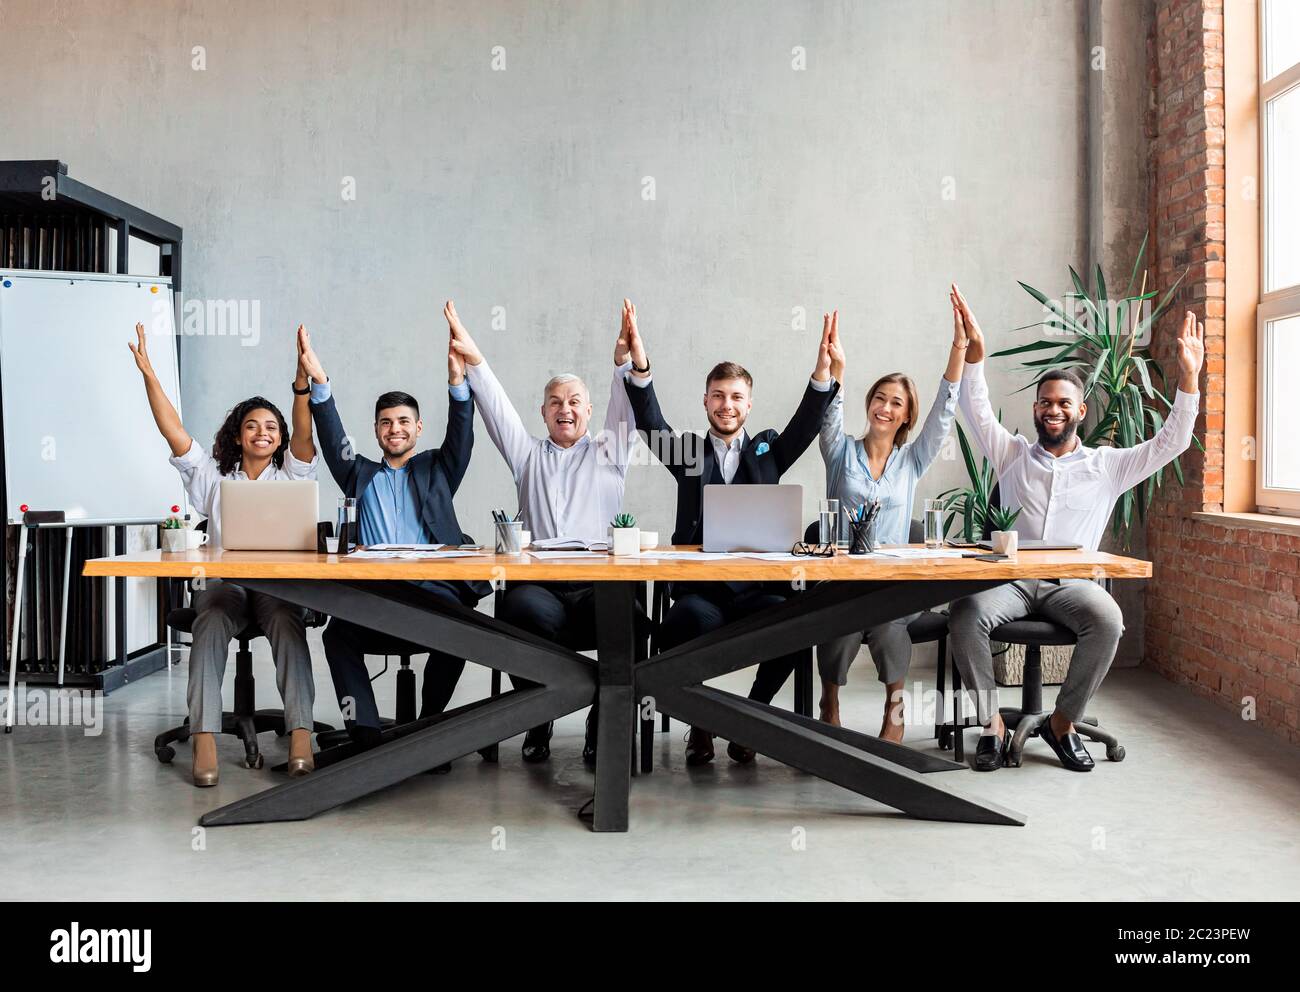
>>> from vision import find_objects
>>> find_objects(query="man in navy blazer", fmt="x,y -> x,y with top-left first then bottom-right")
624,313 -> 840,765
297,327 -> 489,756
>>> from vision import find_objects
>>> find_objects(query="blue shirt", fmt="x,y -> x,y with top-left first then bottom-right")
310,378 -> 471,546
818,377 -> 960,545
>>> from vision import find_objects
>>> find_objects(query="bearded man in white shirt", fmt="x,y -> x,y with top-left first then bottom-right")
947,284 -> 1205,772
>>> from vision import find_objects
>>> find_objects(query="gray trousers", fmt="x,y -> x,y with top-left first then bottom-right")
947,579 -> 1123,725
817,613 -> 920,686
188,578 -> 315,734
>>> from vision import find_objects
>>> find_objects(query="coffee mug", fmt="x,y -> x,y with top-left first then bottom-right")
185,530 -> 209,550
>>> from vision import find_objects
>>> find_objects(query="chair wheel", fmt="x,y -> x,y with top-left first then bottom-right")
245,753 -> 265,770
1106,744 -> 1126,762
155,745 -> 175,764
937,728 -> 953,750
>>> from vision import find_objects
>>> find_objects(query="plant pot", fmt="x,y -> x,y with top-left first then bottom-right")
611,527 -> 640,556
161,529 -> 186,553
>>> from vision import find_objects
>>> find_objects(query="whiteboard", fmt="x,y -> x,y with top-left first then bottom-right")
0,271 -> 185,523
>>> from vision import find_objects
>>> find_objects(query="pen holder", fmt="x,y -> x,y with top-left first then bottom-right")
848,517 -> 877,555
494,520 -> 524,554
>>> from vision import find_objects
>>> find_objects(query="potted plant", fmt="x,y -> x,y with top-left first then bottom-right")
987,504 -> 1022,556
609,513 -> 640,556
160,506 -> 187,552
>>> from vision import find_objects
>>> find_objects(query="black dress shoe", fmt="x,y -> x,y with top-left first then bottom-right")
521,722 -> 553,763
582,709 -> 598,767
973,731 -> 1008,772
685,728 -> 715,766
1040,719 -> 1095,771
726,741 -> 756,764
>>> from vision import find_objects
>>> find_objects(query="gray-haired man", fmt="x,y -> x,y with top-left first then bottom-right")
446,300 -> 639,764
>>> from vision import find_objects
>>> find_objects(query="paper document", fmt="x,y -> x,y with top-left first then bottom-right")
367,543 -> 445,551
637,551 -> 738,561
348,549 -> 485,560
865,548 -> 966,560
528,550 -> 610,560
531,537 -> 610,552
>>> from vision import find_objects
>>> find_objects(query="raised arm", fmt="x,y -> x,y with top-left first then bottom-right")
907,301 -> 967,472
439,329 -> 475,492
622,314 -> 693,479
1109,310 -> 1204,493
299,330 -> 360,493
448,300 -> 533,478
290,324 -> 317,463
600,298 -> 640,471
952,284 -> 1019,473
769,313 -> 841,475
817,311 -> 847,460
129,322 -> 191,457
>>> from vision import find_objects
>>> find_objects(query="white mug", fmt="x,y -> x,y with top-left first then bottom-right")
991,530 -> 1018,557
518,529 -> 531,550
185,530 -> 209,550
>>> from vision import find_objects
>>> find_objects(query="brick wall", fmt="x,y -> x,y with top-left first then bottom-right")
1144,0 -> 1300,746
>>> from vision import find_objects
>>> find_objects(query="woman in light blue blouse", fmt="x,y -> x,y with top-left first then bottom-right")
817,303 -> 967,741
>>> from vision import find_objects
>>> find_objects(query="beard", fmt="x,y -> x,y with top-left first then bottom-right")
1034,413 -> 1079,449
707,410 -> 747,437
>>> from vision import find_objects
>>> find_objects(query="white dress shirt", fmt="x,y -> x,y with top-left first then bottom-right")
465,359 -> 637,544
959,361 -> 1198,552
169,440 -> 318,549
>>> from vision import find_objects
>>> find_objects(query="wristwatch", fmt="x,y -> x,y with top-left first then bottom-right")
632,359 -> 651,374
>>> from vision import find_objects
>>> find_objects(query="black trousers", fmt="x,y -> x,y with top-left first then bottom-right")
496,582 -> 599,695
659,582 -> 809,706
321,580 -> 470,731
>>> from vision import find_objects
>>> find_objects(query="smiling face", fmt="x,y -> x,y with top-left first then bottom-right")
865,382 -> 911,442
703,376 -> 753,441
1033,377 -> 1087,450
374,405 -> 423,459
541,376 -> 592,447
240,408 -> 282,461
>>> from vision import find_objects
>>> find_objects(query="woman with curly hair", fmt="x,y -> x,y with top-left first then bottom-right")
129,321 -> 319,787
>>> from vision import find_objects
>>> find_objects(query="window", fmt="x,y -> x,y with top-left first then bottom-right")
1258,0 -> 1300,513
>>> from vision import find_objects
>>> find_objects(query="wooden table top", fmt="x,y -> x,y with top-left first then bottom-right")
83,546 -> 1151,582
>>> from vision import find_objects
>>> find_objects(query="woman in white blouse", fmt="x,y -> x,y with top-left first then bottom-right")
816,305 -> 967,741
129,323 -> 319,787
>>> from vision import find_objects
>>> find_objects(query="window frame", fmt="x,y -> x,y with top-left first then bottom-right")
1257,1 -> 1300,514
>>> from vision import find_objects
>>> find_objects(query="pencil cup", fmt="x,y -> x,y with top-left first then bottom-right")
848,517 -> 877,555
495,520 -> 524,554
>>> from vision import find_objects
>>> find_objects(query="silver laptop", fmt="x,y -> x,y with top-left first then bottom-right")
220,480 -> 319,551
976,538 -> 1083,551
703,484 -> 803,553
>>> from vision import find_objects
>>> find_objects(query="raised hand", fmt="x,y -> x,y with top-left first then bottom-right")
813,311 -> 834,381
448,334 -> 465,385
1176,309 -> 1205,392
296,324 -> 327,384
617,298 -> 648,370
826,310 -> 845,383
951,283 -> 984,363
444,300 -> 484,366
128,322 -> 156,378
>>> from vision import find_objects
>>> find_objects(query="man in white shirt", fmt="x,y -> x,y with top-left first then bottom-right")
947,285 -> 1204,772
446,299 -> 639,764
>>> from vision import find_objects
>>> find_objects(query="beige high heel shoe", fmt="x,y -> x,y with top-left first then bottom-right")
191,732 -> 219,788
287,728 -> 315,777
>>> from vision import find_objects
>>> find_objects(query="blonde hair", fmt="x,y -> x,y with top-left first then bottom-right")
861,373 -> 919,448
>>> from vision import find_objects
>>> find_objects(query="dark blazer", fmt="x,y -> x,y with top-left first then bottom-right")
625,376 -> 840,546
311,387 -> 489,602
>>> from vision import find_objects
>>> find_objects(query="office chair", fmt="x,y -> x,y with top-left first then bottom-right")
153,540 -> 334,769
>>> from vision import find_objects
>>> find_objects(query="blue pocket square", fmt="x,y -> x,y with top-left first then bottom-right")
754,441 -> 770,456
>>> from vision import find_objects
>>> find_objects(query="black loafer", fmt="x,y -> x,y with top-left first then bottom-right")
726,741 -> 756,764
685,728 -> 715,766
1040,719 -> 1095,771
521,722 -> 553,763
973,731 -> 1008,772
582,709 -> 598,767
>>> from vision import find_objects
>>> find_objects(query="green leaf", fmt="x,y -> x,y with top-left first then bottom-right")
989,338 -> 1071,357
1125,231 -> 1149,298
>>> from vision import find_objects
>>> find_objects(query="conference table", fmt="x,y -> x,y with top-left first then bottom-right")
84,546 -> 1150,832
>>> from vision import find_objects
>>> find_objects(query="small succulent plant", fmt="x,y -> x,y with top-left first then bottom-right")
988,505 -> 1021,533
611,513 -> 637,529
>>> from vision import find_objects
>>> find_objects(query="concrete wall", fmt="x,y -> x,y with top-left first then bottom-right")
1,0 -> 1096,546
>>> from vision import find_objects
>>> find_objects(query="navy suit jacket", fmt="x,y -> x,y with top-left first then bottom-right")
310,387 -> 489,603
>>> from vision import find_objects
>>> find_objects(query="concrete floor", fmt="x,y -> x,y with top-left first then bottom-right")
3,632 -> 1298,901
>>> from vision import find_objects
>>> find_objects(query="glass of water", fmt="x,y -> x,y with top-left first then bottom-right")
818,498 -> 840,547
336,497 -> 358,554
923,498 -> 944,548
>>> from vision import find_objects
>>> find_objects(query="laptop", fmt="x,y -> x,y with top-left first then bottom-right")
703,484 -> 803,553
220,480 -> 319,551
976,538 -> 1083,551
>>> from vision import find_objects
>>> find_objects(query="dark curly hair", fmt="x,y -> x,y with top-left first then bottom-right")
213,397 -> 290,476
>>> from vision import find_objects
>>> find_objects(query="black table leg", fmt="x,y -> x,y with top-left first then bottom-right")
592,581 -> 637,832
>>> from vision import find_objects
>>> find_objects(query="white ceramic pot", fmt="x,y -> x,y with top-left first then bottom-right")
991,530 -> 1019,557
161,529 -> 186,552
611,527 -> 640,556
